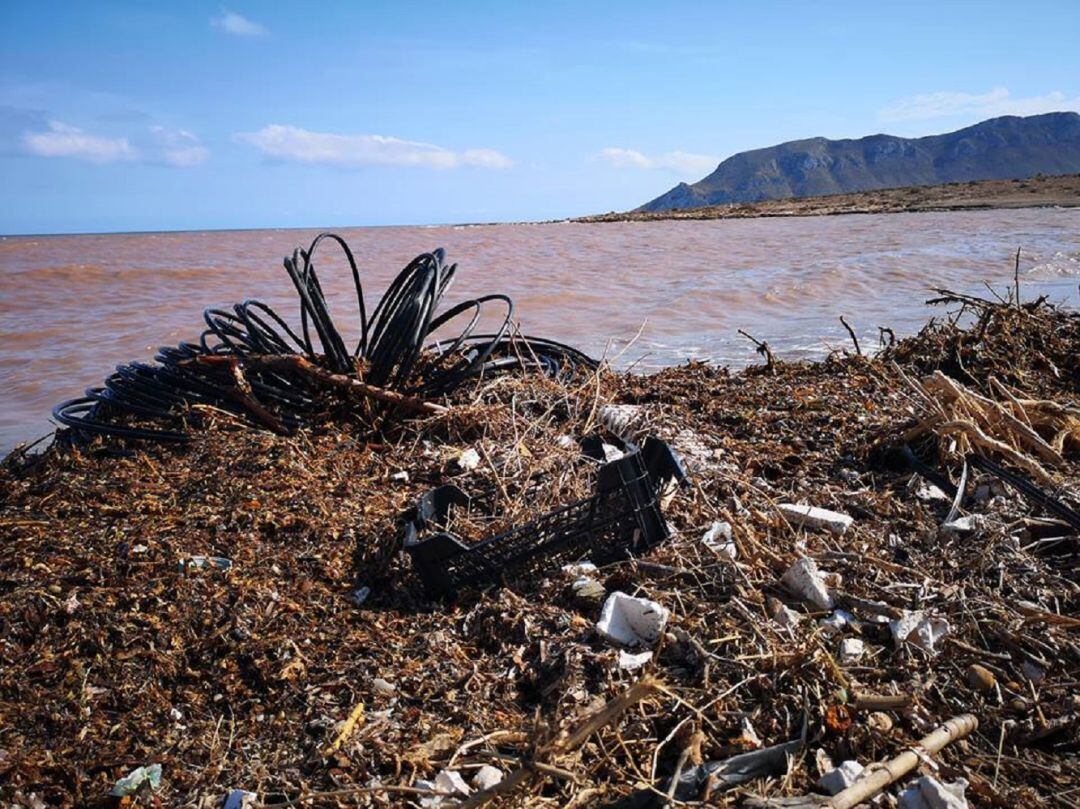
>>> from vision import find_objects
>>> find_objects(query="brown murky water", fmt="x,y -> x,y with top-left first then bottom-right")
1,208 -> 1078,451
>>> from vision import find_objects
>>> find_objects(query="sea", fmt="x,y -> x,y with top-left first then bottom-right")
1,207 -> 1078,452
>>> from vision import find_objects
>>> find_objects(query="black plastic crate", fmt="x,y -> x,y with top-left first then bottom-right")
402,436 -> 688,597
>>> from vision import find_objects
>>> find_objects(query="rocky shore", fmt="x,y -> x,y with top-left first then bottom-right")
576,174 -> 1080,224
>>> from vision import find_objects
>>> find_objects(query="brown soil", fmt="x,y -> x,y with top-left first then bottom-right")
576,174 -> 1080,224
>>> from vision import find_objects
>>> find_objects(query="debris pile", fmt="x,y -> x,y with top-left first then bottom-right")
1,264 -> 1078,807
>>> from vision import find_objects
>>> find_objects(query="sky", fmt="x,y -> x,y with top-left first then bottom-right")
1,1 -> 1078,234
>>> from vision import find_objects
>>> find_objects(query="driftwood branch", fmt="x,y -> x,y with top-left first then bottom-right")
839,316 -> 861,356
188,354 -> 448,416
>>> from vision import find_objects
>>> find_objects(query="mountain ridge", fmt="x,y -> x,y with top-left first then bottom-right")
639,112 -> 1080,212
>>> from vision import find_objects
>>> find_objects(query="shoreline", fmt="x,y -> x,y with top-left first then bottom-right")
574,173 -> 1080,224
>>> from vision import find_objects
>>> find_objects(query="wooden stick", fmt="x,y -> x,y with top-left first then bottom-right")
852,692 -> 912,711
1014,246 -> 1022,310
826,714 -> 977,809
839,315 -> 861,356
189,354 -> 448,415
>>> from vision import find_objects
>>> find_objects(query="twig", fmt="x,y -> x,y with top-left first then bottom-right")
1014,246 -> 1022,311
839,316 -> 861,356
738,329 -> 776,372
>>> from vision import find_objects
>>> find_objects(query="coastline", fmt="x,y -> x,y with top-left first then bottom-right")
574,173 -> 1080,224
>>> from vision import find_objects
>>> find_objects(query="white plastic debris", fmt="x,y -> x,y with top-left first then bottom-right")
433,770 -> 471,798
898,776 -> 969,809
224,790 -> 258,809
777,503 -> 854,534
471,764 -> 504,791
767,597 -> 802,628
561,561 -> 598,577
941,515 -> 984,534
109,764 -> 162,797
702,521 -> 737,560
596,591 -> 670,648
457,448 -> 481,471
598,404 -> 645,439
780,556 -> 835,610
890,610 -> 951,655
372,678 -> 396,694
601,442 -> 625,462
818,609 -> 855,637
391,470 -> 409,482
818,760 -> 865,795
915,483 -> 950,503
169,707 -> 183,721
618,650 -> 654,670
839,637 -> 865,664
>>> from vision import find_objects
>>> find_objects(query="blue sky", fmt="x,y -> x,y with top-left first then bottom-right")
1,1 -> 1078,234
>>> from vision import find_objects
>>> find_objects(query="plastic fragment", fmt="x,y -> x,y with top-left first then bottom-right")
561,561 -> 598,576
391,470 -> 409,482
351,586 -> 371,605
179,555 -> 232,571
702,521 -> 737,559
372,678 -> 396,694
766,596 -> 801,628
898,775 -> 969,809
596,591 -> 670,648
890,610 -> 950,655
819,609 -> 856,637
778,503 -> 854,534
618,650 -> 654,670
224,790 -> 258,809
456,448 -> 481,471
781,556 -> 835,610
109,764 -> 162,797
941,515 -> 984,534
418,769 -> 474,808
839,637 -> 865,664
818,759 -> 864,795
471,765 -> 504,790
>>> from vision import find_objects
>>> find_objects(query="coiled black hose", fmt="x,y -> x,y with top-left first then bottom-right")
53,234 -> 598,443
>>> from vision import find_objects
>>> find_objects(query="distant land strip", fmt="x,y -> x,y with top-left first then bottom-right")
574,173 -> 1080,224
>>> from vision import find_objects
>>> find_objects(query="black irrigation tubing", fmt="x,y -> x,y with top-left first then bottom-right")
52,233 -> 599,444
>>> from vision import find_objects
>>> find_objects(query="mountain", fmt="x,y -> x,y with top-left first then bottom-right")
639,112 -> 1080,212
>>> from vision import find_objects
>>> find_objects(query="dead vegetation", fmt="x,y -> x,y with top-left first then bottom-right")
1,292 -> 1078,808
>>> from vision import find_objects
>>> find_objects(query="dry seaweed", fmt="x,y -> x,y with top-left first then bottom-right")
1,292 -> 1077,808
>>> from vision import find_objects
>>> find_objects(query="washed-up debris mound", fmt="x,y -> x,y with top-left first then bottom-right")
1,289 -> 1078,808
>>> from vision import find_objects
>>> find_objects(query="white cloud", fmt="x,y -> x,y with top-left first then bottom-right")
879,87 -> 1080,123
599,147 -> 717,178
22,120 -> 209,166
235,124 -> 514,169
211,9 -> 267,37
150,126 -> 210,167
23,121 -> 136,163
